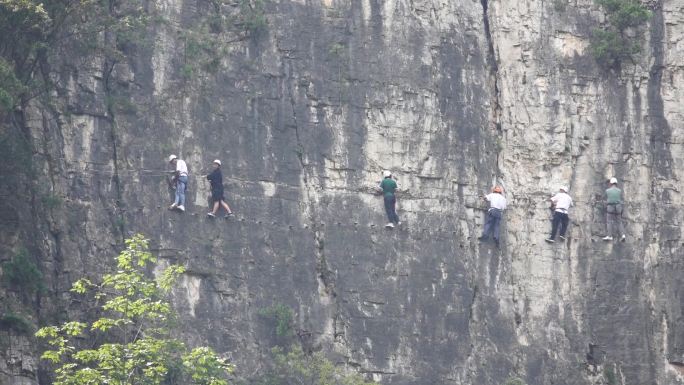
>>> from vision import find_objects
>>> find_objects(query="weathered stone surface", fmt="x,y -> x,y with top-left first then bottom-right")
2,1 -> 684,385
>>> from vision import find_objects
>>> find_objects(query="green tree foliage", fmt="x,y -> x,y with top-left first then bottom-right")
253,304 -> 375,385
0,0 -> 153,115
36,234 -> 233,385
597,0 -> 650,30
258,303 -> 294,339
604,364 -> 618,385
0,0 -> 48,113
239,0 -> 268,34
2,248 -> 44,295
0,58 -> 25,112
0,312 -> 34,334
590,0 -> 651,68
254,345 -> 376,385
504,377 -> 526,385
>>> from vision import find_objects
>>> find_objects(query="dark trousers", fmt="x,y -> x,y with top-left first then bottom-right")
550,211 -> 569,239
481,209 -> 502,241
606,204 -> 625,237
384,195 -> 399,224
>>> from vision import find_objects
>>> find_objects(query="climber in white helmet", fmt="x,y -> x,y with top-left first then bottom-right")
603,177 -> 626,242
206,159 -> 234,218
379,170 -> 400,228
545,185 -> 573,243
168,154 -> 189,212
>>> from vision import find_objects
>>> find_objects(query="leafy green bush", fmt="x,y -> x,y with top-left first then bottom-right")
590,0 -> 651,68
105,95 -> 138,115
0,58 -> 25,113
0,125 -> 33,185
41,193 -> 62,209
604,365 -> 617,385
552,0 -> 567,12
240,0 -> 268,34
504,377 -> 526,385
597,0 -> 650,30
0,312 -> 34,335
36,234 -> 233,385
259,303 -> 294,338
329,43 -> 345,57
590,29 -> 641,66
0,0 -> 49,60
254,345 -> 376,385
2,248 -> 45,295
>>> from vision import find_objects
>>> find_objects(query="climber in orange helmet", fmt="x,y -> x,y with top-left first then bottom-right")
478,185 -> 507,246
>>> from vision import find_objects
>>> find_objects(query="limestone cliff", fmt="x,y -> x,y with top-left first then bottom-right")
1,1 -> 683,384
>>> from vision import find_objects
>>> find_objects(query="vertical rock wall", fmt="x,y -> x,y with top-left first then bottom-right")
2,1 -> 683,385
490,0 -> 684,383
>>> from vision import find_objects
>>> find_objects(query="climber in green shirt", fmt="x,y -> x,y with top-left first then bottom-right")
602,177 -> 626,242
379,170 -> 400,228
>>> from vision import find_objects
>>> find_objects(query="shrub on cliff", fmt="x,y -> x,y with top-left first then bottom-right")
36,234 -> 232,385
254,344 -> 377,385
254,304 -> 376,385
2,248 -> 45,297
590,0 -> 651,68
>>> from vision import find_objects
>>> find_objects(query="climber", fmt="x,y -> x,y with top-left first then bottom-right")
379,170 -> 400,228
168,155 -> 188,212
602,177 -> 626,242
206,159 -> 234,218
545,186 -> 573,243
478,185 -> 507,246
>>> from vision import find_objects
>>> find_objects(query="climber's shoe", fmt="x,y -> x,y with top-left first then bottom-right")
177,205 -> 185,212
385,223 -> 395,228
620,234 -> 626,242
169,203 -> 177,210
207,212 -> 215,218
545,238 -> 555,243
602,236 -> 613,241
559,235 -> 566,241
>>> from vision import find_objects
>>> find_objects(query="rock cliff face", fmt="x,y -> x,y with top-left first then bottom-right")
2,0 -> 684,384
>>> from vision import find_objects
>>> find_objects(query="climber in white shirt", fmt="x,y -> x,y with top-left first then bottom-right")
478,185 -> 507,246
545,186 -> 573,243
168,154 -> 189,212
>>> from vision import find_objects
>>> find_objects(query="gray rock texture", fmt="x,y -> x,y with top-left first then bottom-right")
1,0 -> 684,384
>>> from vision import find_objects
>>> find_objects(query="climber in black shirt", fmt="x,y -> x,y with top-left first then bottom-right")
206,159 -> 234,217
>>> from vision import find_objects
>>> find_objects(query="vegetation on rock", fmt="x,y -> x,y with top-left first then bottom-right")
253,345 -> 376,385
590,0 -> 651,68
254,304 -> 376,385
2,248 -> 45,296
504,377 -> 527,385
0,311 -> 34,335
239,0 -> 268,34
258,303 -> 295,338
36,234 -> 232,385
